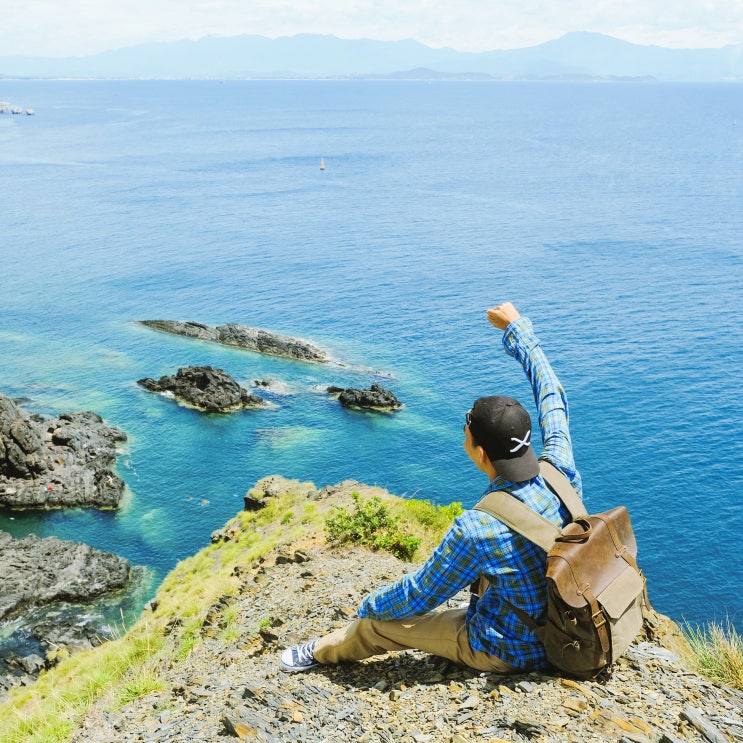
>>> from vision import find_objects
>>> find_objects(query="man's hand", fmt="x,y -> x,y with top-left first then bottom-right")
487,302 -> 520,331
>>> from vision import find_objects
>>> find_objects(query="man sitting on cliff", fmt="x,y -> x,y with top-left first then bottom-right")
280,301 -> 581,674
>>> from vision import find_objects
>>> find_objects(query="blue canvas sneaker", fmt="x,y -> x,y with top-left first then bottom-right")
279,639 -> 320,672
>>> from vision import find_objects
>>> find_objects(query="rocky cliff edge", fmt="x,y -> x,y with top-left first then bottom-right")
3,476 -> 741,743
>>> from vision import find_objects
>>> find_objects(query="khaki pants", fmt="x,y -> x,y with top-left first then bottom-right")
313,607 -> 515,673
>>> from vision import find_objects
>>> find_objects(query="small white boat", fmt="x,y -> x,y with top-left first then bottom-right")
320,158 -> 325,171
25,108 -> 35,115
11,107 -> 22,114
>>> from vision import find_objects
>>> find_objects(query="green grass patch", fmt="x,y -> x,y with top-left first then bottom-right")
399,498 -> 463,529
174,621 -> 201,663
218,604 -> 241,644
115,669 -> 165,708
0,627 -> 167,743
300,503 -> 317,523
280,509 -> 295,524
257,616 -> 273,630
683,619 -> 743,690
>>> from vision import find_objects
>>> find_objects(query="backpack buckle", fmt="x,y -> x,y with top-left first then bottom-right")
592,609 -> 607,629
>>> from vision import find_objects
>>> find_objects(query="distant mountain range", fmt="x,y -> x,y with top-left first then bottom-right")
2,32 -> 742,82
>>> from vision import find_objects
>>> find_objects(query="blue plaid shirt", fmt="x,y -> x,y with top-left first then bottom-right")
357,316 -> 583,670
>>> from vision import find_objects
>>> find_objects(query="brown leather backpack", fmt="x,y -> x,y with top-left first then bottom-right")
474,461 -> 650,679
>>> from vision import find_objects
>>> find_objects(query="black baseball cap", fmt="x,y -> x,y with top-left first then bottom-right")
467,396 -> 539,482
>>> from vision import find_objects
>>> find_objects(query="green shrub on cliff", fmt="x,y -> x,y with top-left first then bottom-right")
325,493 -> 421,560
324,493 -> 464,561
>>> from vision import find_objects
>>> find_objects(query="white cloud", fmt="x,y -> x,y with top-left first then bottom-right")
0,0 -> 741,58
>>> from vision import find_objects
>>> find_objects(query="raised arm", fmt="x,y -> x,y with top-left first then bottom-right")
488,303 -> 582,494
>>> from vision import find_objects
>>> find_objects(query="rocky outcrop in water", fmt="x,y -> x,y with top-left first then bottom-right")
0,532 -> 131,622
139,320 -> 330,363
0,532 -> 132,694
137,366 -> 266,413
328,382 -> 403,412
0,394 -> 127,509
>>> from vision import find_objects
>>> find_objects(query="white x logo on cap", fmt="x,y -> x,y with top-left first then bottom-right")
509,430 -> 531,453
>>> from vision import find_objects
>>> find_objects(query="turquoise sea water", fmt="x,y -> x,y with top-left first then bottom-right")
0,79 -> 741,640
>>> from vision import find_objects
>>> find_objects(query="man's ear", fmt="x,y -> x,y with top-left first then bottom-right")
477,446 -> 497,479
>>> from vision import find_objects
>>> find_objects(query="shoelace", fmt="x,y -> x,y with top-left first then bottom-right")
295,641 -> 316,665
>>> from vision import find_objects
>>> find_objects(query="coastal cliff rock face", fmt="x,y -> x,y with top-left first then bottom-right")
328,382 -> 403,411
10,475 -> 740,742
0,532 -> 131,622
64,476 -> 743,743
139,320 -> 330,363
0,395 -> 127,509
137,366 -> 266,413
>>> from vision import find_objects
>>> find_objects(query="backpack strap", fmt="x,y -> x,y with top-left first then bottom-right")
471,461 -> 586,622
538,460 -> 588,519
471,490 -> 558,610
474,489 -> 558,552
472,461 -> 586,552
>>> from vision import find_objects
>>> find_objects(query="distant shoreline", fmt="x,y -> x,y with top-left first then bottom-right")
3,74 -> 680,83
2,31 -> 741,83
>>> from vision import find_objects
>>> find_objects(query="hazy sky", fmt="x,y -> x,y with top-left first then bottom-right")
2,0 -> 742,57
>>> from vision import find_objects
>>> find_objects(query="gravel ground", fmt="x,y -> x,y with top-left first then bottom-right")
68,539 -> 743,743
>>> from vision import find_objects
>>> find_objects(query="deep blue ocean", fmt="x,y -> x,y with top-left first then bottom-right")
0,79 -> 741,640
